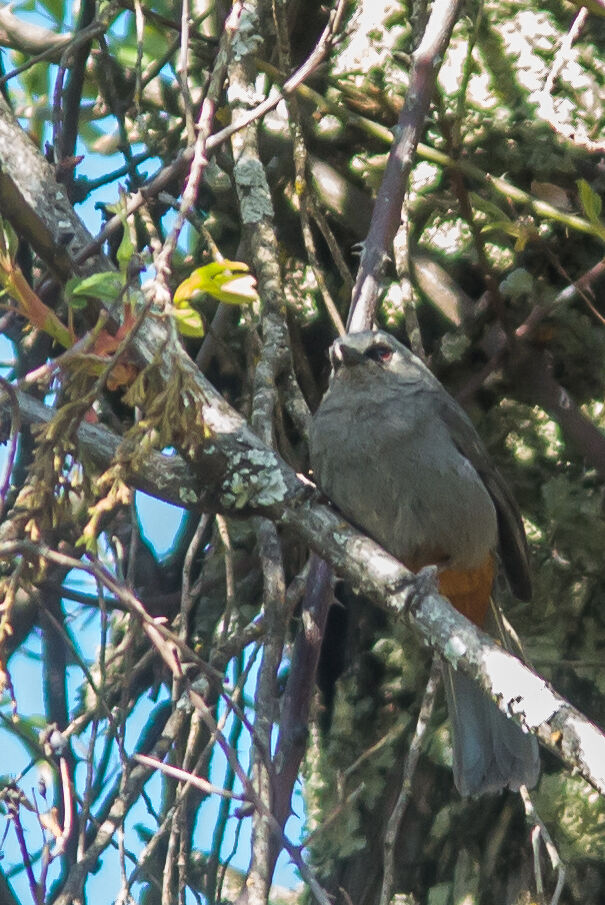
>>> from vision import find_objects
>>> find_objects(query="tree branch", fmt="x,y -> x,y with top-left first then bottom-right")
4,387 -> 605,795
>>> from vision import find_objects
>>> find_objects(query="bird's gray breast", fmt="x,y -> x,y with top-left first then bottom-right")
310,382 -> 498,570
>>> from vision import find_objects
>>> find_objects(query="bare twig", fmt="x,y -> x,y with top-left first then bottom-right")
189,686 -> 333,905
379,660 -> 441,905
515,256 -> 605,342
273,0 -> 347,337
51,11 -> 107,166
348,0 -> 464,331
134,753 -> 247,800
206,658 -> 246,903
272,555 -> 333,863
51,703 -> 190,905
223,0 -> 345,895
180,512 -> 211,642
537,7 -> 603,152
7,796 -> 39,904
216,515 -> 236,645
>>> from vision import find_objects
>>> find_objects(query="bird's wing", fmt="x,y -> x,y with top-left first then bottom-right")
437,392 -> 532,601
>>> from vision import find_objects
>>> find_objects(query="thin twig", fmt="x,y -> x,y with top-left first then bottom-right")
134,753 -> 247,799
520,786 -> 567,905
188,686 -> 333,905
180,512 -> 211,642
0,377 -> 20,519
348,0 -> 464,331
216,515 -> 235,645
379,659 -> 441,905
273,0 -> 347,337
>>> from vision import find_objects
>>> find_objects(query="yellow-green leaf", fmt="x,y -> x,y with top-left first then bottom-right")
173,304 -> 206,337
106,189 -> 137,276
469,192 -> 511,223
174,260 -> 259,307
116,223 -> 136,274
481,220 -> 522,237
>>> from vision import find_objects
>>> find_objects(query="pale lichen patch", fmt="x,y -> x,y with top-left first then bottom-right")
221,450 -> 288,509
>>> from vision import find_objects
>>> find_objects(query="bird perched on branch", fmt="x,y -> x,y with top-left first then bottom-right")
310,330 -> 539,796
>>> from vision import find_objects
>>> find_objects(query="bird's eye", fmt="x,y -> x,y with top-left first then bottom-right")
365,344 -> 393,363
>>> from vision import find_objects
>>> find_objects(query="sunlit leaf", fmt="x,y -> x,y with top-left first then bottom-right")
0,217 -> 73,347
469,192 -> 511,222
116,221 -> 135,275
174,260 -> 259,307
481,219 -> 522,237
66,272 -> 124,305
0,218 -> 18,260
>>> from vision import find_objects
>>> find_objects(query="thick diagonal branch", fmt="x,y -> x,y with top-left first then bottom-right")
7,387 -> 605,796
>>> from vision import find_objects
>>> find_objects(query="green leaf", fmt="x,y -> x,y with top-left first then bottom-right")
35,0 -> 63,23
577,179 -> 603,225
499,268 -> 534,298
173,305 -> 206,337
0,217 -> 18,260
481,219 -> 537,251
0,710 -> 46,758
469,192 -> 511,222
481,219 -> 522,238
174,260 -> 259,307
66,272 -> 124,305
63,282 -> 89,310
116,224 -> 135,275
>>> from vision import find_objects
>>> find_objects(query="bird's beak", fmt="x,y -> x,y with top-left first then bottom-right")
330,339 -> 365,371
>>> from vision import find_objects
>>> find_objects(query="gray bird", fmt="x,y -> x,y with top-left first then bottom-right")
310,330 -> 539,796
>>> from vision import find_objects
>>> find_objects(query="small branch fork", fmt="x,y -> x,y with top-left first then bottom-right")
0,520 -> 585,905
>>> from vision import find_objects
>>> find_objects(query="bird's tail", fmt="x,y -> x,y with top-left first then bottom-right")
442,663 -> 540,796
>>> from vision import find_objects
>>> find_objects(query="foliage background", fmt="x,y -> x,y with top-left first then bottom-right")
1,0 -> 605,903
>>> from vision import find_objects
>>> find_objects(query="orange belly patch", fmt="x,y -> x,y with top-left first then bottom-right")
437,555 -> 495,627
